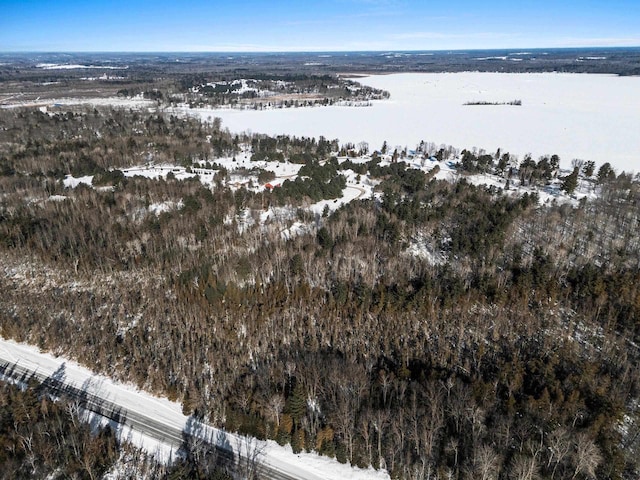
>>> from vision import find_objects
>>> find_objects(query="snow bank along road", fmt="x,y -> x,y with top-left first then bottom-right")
0,337 -> 388,480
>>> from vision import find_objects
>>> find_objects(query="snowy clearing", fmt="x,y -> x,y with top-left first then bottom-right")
1,95 -> 153,110
35,63 -> 128,70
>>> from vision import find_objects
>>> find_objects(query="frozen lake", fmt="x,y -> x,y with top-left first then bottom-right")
191,72 -> 640,172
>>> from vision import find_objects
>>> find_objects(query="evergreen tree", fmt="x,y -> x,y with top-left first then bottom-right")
582,160 -> 596,178
561,167 -> 579,194
597,162 -> 616,183
286,382 -> 307,428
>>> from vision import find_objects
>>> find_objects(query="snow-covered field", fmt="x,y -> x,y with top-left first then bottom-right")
35,63 -> 128,70
190,73 -> 640,172
1,96 -> 154,109
0,337 -> 389,480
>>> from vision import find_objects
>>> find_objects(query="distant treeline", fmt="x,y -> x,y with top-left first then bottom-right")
464,99 -> 522,106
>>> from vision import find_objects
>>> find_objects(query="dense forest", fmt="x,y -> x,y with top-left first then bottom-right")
0,377 -> 237,479
1,106 -> 639,479
0,378 -> 120,479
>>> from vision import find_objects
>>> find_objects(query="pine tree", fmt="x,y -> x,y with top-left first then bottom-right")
561,167 -> 579,195
286,382 -> 306,428
597,162 -> 615,183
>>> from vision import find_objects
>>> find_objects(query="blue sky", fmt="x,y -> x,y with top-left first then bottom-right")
1,0 -> 639,52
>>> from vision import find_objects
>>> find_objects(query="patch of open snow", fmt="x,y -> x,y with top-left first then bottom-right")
122,165 -> 197,182
80,74 -> 126,81
63,174 -> 93,188
279,221 -> 309,241
475,56 -> 509,61
405,234 -> 445,265
148,201 -> 180,215
309,183 -> 369,216
47,195 -> 68,202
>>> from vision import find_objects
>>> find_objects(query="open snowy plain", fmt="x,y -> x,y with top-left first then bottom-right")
195,72 -> 640,172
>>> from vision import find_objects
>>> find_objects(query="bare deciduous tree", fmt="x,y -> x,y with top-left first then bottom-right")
473,444 -> 501,480
572,433 -> 602,480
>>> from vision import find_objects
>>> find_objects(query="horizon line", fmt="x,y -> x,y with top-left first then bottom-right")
2,46 -> 640,55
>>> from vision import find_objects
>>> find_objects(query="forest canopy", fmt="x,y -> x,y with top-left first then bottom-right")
0,105 -> 639,479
